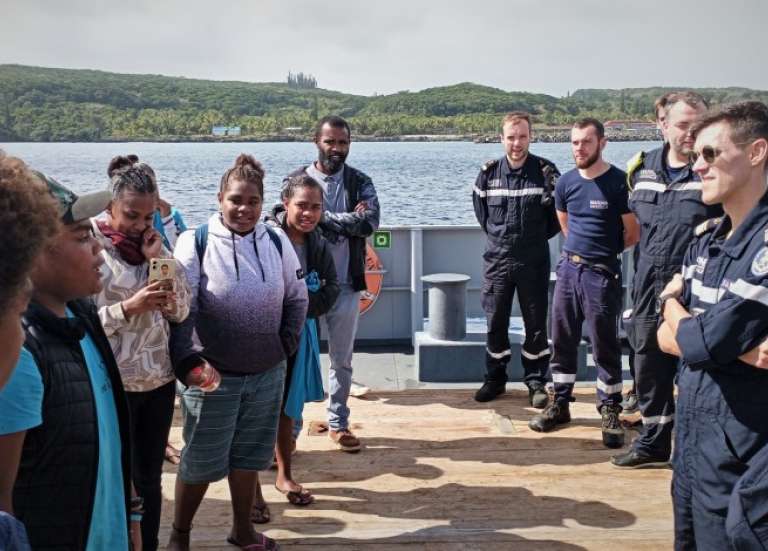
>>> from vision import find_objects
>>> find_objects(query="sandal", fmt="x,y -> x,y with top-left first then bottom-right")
276,485 -> 314,506
227,533 -> 280,550
250,501 -> 271,524
165,443 -> 181,465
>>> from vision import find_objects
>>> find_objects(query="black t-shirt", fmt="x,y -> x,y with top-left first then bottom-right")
555,165 -> 630,259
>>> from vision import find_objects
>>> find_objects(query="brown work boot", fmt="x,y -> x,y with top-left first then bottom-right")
329,429 -> 362,452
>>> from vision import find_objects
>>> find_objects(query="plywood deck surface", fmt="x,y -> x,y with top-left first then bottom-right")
160,388 -> 672,550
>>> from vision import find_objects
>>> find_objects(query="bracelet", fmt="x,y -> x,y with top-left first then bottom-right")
130,512 -> 143,522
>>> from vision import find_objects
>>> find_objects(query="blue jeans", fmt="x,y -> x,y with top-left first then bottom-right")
324,285 -> 360,431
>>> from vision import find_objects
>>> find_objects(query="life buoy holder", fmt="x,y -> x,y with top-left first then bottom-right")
360,242 -> 385,315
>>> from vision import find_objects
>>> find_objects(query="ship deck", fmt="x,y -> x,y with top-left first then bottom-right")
160,348 -> 672,550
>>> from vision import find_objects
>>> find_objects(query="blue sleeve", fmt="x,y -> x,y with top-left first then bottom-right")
677,273 -> 768,370
554,176 -> 567,212
0,348 -> 44,435
172,208 -> 188,232
152,210 -> 164,233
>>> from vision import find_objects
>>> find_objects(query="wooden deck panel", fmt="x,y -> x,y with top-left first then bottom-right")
160,389 -> 673,550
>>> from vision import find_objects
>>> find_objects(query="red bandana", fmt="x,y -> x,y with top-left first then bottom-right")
96,220 -> 145,266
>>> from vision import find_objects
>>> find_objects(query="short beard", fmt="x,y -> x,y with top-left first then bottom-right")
318,150 -> 347,174
672,139 -> 691,158
575,149 -> 600,170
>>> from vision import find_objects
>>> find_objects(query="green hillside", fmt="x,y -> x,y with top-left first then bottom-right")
0,65 -> 766,141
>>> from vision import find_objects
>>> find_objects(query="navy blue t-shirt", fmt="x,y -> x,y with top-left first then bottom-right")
554,164 -> 630,259
665,162 -> 687,183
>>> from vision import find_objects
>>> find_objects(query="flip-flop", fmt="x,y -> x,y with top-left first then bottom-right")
227,533 -> 280,550
250,502 -> 271,524
164,443 -> 181,465
276,485 -> 314,506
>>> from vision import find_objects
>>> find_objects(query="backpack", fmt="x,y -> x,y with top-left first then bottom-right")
194,223 -> 282,266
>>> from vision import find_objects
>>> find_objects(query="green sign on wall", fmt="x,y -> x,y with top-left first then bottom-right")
373,230 -> 391,249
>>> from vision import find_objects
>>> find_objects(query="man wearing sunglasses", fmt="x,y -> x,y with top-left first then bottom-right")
612,91 -> 723,470
656,101 -> 768,549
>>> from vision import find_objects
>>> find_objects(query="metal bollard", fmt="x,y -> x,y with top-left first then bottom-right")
420,273 -> 471,341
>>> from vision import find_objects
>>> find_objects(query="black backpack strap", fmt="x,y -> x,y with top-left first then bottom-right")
195,224 -> 208,266
264,225 -> 283,257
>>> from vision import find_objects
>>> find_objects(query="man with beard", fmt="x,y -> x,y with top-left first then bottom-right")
612,92 -> 722,469
285,115 -> 380,452
472,111 -> 561,406
529,118 -> 639,449
620,91 -> 678,414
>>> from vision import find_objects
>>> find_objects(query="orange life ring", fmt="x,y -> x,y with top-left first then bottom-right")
360,242 -> 385,315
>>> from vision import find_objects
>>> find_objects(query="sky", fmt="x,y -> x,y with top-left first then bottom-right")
1,0 -> 766,98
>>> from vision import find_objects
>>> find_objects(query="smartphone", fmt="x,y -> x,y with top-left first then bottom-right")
148,258 -> 175,291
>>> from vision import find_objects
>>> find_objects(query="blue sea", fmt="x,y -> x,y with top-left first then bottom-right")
0,141 -> 660,227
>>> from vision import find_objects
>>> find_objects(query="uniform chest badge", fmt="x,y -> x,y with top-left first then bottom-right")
639,169 -> 657,181
751,247 -> 768,276
695,256 -> 707,274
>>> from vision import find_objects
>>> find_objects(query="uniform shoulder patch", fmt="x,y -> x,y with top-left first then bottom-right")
625,151 -> 645,191
481,159 -> 499,172
694,217 -> 722,237
752,247 -> 768,276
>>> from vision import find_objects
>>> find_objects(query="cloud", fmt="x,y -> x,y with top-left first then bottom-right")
1,0 -> 766,96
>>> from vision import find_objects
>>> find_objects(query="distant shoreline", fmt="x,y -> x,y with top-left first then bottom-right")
1,130 -> 662,144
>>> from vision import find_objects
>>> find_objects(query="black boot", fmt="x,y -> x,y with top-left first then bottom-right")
611,449 -> 670,469
529,400 -> 571,432
527,384 -> 549,409
474,379 -> 506,402
600,404 -> 625,449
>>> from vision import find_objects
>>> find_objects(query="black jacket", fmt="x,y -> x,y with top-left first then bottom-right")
266,206 -> 340,318
472,153 -> 560,272
286,164 -> 380,292
16,299 -> 132,550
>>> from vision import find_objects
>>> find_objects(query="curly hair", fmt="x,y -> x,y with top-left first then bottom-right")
219,153 -> 265,196
0,151 -> 60,311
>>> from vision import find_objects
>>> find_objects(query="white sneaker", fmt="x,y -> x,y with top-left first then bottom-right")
349,381 -> 370,397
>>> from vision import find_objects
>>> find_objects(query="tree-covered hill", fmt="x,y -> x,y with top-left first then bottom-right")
1,64 -> 766,141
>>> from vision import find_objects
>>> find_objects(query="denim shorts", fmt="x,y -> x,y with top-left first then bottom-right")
178,362 -> 285,484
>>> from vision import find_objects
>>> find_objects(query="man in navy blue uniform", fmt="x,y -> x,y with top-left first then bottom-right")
529,118 -> 639,449
472,112 -> 561,406
612,91 -> 722,469
657,101 -> 768,550
621,91 -> 678,415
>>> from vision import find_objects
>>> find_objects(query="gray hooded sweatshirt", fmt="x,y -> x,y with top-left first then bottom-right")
171,213 -> 308,377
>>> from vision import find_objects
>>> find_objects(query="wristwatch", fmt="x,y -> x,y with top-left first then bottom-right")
656,292 -> 679,316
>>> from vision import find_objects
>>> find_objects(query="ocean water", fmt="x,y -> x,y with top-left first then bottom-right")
0,140 -> 661,227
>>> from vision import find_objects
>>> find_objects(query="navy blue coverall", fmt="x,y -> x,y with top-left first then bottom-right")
628,145 -> 722,459
673,192 -> 768,550
472,153 -> 560,389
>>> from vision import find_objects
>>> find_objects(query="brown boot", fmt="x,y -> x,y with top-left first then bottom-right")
329,429 -> 362,452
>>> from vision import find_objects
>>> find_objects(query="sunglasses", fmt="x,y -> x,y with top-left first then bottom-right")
691,141 -> 752,165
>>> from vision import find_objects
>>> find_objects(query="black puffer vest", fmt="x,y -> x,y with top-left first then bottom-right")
14,299 -> 132,550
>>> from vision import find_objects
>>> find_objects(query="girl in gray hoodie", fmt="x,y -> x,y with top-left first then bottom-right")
168,154 -> 307,551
